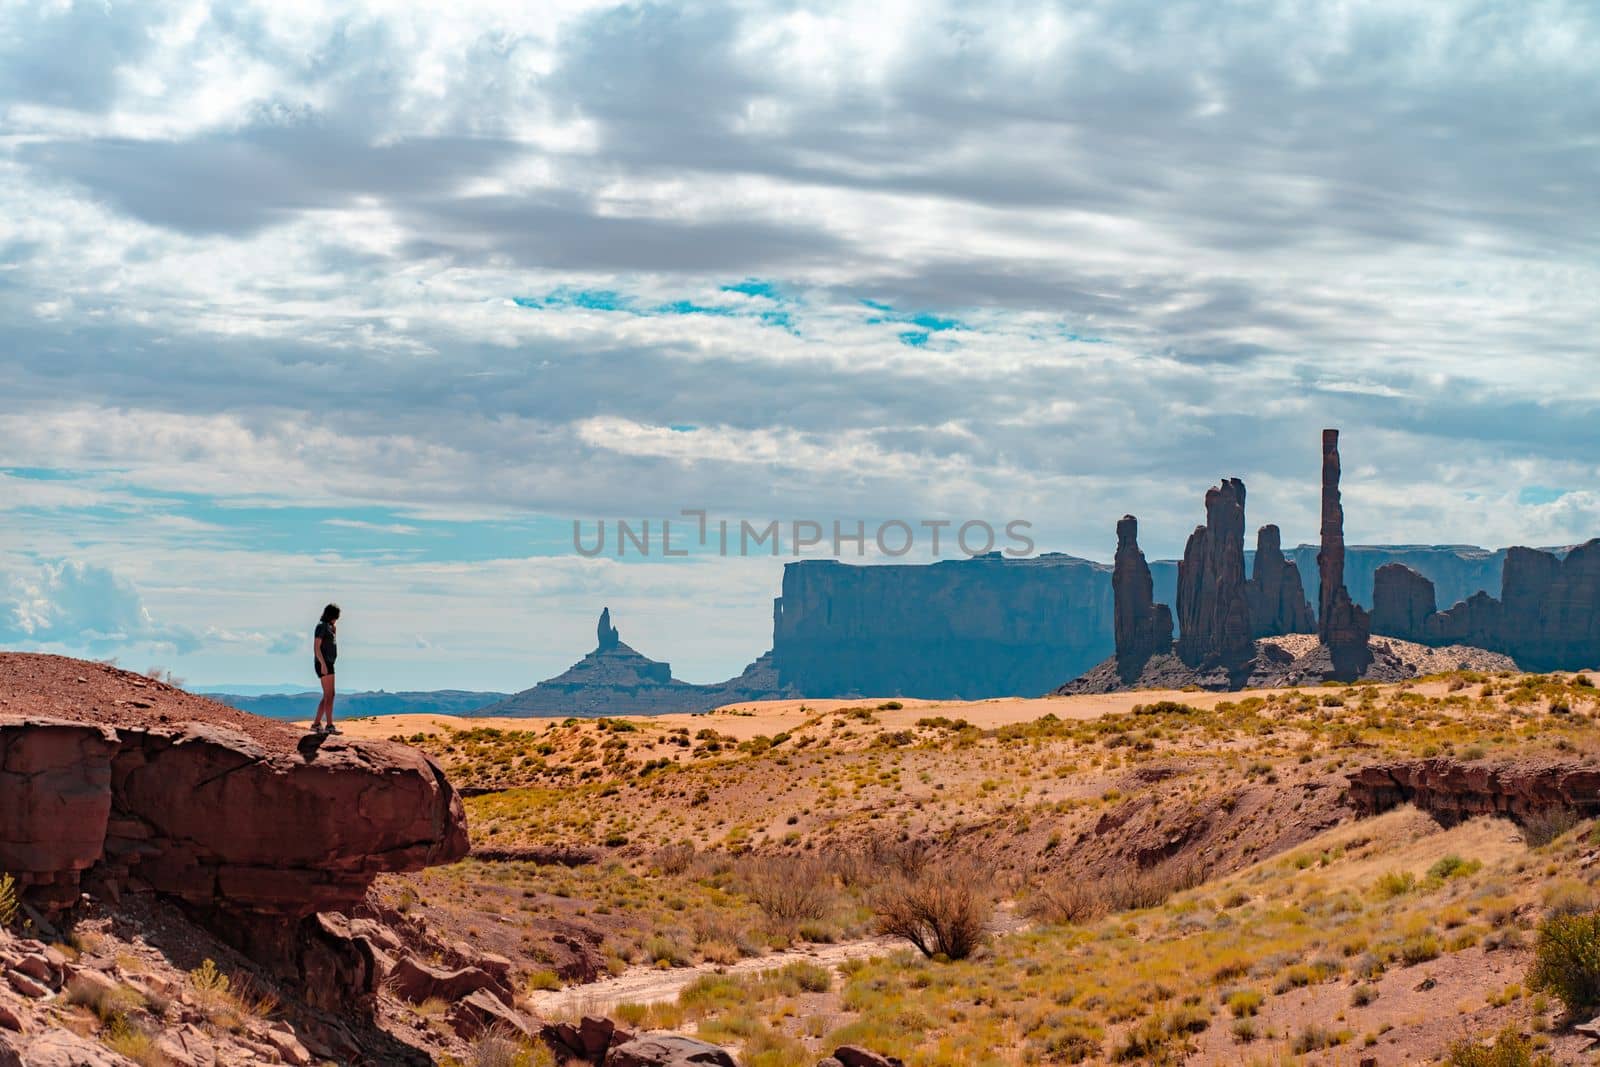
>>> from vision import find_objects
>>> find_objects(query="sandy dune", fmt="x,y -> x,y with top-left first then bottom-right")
317,678 -> 1455,741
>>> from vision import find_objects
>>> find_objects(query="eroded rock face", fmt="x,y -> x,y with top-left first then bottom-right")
1112,516 -> 1174,681
1371,563 -> 1437,642
1175,479 -> 1254,669
1348,758 -> 1600,823
1245,524 -> 1315,638
1316,429 -> 1373,678
1365,541 -> 1600,670
0,710 -> 468,1003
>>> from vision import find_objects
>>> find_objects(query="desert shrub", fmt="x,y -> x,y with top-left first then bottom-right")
872,862 -> 992,960
1428,855 -> 1482,882
1101,858 -> 1206,912
1351,984 -> 1378,1006
0,873 -> 16,928
643,934 -> 691,968
470,1024 -> 552,1067
1445,1025 -> 1555,1067
1025,877 -> 1107,926
741,855 -> 835,932
101,1018 -> 163,1066
778,961 -> 832,993
1528,912 -> 1600,1015
1373,870 -> 1417,899
1291,1024 -> 1347,1054
1113,1006 -> 1209,1063
1399,932 -> 1441,965
1225,989 -> 1263,1018
1522,808 -> 1581,848
524,969 -> 561,992
1543,879 -> 1595,918
68,976 -> 145,1025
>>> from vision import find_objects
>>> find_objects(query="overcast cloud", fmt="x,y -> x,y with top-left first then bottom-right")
1,0 -> 1596,687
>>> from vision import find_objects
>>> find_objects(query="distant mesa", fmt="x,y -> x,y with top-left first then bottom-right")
477,609 -> 792,717
1060,429 -> 1518,694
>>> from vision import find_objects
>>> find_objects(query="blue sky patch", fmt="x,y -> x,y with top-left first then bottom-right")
1520,485 -> 1570,506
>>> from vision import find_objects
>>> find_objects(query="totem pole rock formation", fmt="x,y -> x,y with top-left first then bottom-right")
1112,515 -> 1174,680
1316,429 -> 1373,676
1245,524 -> 1316,637
597,606 -> 621,651
1175,478 -> 1255,669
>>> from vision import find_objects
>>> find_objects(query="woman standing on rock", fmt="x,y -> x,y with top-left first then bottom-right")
312,603 -> 341,734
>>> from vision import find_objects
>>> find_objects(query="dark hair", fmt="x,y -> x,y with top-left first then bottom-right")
320,603 -> 341,624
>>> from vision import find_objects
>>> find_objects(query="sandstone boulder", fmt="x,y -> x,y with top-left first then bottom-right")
387,954 -> 505,1004
832,1047 -> 907,1067
448,988 -> 535,1041
605,1035 -> 739,1066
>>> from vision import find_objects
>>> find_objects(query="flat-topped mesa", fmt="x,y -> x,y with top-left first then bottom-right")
597,606 -> 620,651
1112,515 -> 1174,681
1316,428 -> 1373,676
1175,478 -> 1254,669
1245,524 -> 1315,637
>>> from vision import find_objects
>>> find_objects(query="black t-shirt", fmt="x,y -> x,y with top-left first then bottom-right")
315,621 -> 338,666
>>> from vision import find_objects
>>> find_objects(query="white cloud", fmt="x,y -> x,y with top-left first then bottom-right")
1,0 -> 1597,685
1,559 -> 197,653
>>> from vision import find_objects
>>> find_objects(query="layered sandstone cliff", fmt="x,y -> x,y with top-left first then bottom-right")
1348,757 -> 1600,824
772,553 -> 1114,698
0,654 -> 469,1009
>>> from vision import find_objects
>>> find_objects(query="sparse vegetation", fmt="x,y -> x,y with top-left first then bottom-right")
1528,911 -> 1600,1016
872,863 -> 992,960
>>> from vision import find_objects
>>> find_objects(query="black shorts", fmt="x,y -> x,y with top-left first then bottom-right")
315,660 -> 335,679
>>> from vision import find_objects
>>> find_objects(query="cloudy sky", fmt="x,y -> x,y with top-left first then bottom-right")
2,0 -> 1596,690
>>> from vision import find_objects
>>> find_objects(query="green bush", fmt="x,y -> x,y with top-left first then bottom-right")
1528,912 -> 1600,1015
1445,1025 -> 1555,1067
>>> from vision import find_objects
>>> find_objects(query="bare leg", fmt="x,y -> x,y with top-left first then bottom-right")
316,673 -> 335,728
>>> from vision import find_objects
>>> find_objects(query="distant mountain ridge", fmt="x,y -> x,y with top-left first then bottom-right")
204,688 -> 508,720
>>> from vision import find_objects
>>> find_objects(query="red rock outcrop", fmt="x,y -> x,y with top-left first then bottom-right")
1175,478 -> 1254,669
1245,524 -> 1315,637
1365,541 -> 1600,670
1348,758 -> 1600,823
1112,515 -> 1174,680
1370,563 -> 1437,642
1316,429 -> 1373,678
0,654 -> 468,1006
